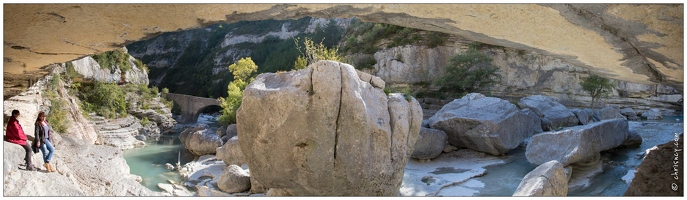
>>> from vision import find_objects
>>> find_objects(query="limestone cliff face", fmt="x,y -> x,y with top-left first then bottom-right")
70,47 -> 149,85
3,65 -> 100,145
127,17 -> 350,87
4,4 -> 682,90
369,43 -> 682,112
2,68 -> 157,196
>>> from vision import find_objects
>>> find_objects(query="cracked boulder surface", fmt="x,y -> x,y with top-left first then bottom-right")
236,61 -> 422,196
3,4 -> 683,93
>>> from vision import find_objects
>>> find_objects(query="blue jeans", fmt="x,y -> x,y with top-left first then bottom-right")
40,140 -> 54,163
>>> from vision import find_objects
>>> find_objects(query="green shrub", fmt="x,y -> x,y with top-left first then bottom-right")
133,59 -> 150,73
47,98 -> 69,134
353,55 -> 377,69
162,87 -> 170,94
140,117 -> 150,126
293,37 -> 344,70
427,32 -> 448,48
434,44 -> 502,94
78,82 -> 128,119
581,73 -> 615,108
150,86 -> 159,97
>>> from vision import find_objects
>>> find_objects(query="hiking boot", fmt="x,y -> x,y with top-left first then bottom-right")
46,163 -> 56,172
26,164 -> 38,171
43,163 -> 50,172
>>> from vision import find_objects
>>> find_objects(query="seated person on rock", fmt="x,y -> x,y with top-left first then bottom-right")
5,110 -> 38,171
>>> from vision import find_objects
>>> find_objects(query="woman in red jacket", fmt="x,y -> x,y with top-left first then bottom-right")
5,110 -> 37,171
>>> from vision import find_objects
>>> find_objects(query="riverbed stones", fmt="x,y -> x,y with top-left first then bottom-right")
216,136 -> 245,166
526,119 -> 629,166
641,108 -> 663,120
594,105 -> 626,121
237,61 -> 422,196
621,130 -> 643,148
572,108 -> 594,125
217,165 -> 251,194
411,128 -> 447,160
428,93 -> 542,156
518,95 -> 579,130
179,124 -> 223,156
513,160 -> 568,196
619,107 -> 639,120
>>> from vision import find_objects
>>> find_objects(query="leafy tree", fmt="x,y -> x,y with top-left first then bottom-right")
581,73 -> 614,108
293,37 -> 344,70
79,82 -> 128,119
218,57 -> 258,125
434,44 -> 502,95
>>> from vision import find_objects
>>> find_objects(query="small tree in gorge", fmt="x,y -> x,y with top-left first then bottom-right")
581,73 -> 614,108
218,57 -> 258,125
434,44 -> 502,95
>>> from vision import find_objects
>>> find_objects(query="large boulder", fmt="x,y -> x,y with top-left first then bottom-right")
526,119 -> 629,166
518,95 -> 579,130
216,165 -> 251,194
619,107 -> 639,120
593,105 -> 626,121
237,61 -> 422,196
411,128 -> 447,160
513,160 -> 568,196
625,133 -> 683,196
216,136 -> 245,166
428,93 -> 542,156
225,124 -> 237,139
641,108 -> 663,120
179,124 -> 223,156
571,108 -> 594,125
621,130 -> 643,148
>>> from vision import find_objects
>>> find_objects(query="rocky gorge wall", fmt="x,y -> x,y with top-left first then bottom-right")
2,68 -> 159,196
365,42 -> 682,114
69,47 -> 149,85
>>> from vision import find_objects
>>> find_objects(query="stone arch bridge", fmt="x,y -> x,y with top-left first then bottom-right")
163,93 -> 221,123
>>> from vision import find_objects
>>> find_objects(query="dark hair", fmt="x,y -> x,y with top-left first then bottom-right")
35,111 -> 46,126
11,110 -> 19,116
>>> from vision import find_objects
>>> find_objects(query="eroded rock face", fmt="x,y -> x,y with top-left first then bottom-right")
513,160 -> 568,196
69,47 -> 148,85
625,133 -> 683,196
526,119 -> 629,166
237,61 -> 422,196
4,4 -> 683,90
429,93 -> 542,156
518,95 -> 579,130
411,127 -> 447,160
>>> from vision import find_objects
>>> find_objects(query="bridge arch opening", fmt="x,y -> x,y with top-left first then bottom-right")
194,105 -> 223,124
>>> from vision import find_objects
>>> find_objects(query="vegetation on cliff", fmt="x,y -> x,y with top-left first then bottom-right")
434,43 -> 502,96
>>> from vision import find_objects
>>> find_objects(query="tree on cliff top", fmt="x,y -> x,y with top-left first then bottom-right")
434,44 -> 502,95
581,73 -> 614,108
218,57 -> 258,125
